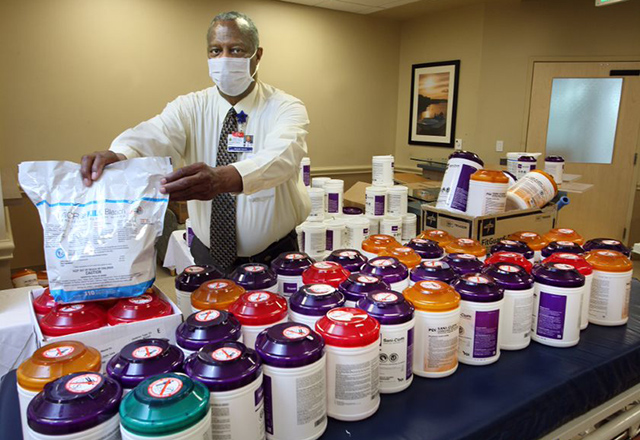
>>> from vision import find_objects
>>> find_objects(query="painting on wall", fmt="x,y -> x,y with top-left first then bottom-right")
408,60 -> 460,147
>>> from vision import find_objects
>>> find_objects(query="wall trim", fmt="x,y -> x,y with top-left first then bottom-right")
310,165 -> 421,177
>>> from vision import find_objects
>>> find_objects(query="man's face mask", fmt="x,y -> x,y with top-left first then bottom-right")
208,50 -> 259,97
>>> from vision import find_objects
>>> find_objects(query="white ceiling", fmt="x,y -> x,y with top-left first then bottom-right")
277,0 -> 422,15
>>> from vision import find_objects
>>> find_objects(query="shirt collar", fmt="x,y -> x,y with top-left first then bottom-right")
217,82 -> 260,123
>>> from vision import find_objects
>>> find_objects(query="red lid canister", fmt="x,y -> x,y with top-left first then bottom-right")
229,291 -> 288,326
543,253 -> 593,276
107,292 -> 173,326
302,261 -> 351,288
485,251 -> 533,273
33,288 -> 56,317
315,307 -> 380,347
40,303 -> 107,337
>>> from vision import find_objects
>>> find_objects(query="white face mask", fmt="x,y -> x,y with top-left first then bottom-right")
208,51 -> 258,97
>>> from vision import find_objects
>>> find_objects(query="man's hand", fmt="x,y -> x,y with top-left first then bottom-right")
160,162 -> 243,201
80,151 -> 126,187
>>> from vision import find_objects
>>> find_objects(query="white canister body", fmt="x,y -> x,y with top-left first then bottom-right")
31,415 -> 121,440
515,159 -> 537,180
323,220 -> 345,253
436,157 -> 483,213
589,269 -> 633,326
372,156 -> 394,187
288,310 -> 324,329
389,278 -> 410,293
458,299 -> 504,366
387,186 -> 408,216
324,180 -> 344,216
242,317 -> 289,349
207,374 -> 264,440
178,333 -> 244,359
465,180 -> 508,217
246,284 -> 279,294
580,273 -> 593,330
365,216 -> 380,236
325,342 -> 380,421
301,223 -> 327,260
378,319 -> 415,394
412,308 -> 459,378
307,188 -> 325,222
544,160 -> 564,184
344,218 -> 370,250
277,274 -> 304,300
532,283 -> 582,347
401,214 -> 417,242
380,216 -> 402,242
121,412 -> 212,440
263,357 -> 327,440
500,288 -> 534,350
300,157 -> 311,187
365,186 -> 387,217
506,172 -> 556,210
176,289 -> 195,318
18,385 -> 38,440
311,177 -> 331,190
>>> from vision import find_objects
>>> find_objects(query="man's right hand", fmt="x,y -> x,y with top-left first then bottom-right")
80,151 -> 126,187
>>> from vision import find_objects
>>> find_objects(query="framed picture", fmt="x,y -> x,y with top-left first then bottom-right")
408,60 -> 460,147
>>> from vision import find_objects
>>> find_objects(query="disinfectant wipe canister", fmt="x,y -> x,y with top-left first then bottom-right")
231,264 -> 279,293
175,265 -> 224,318
380,246 -> 421,269
387,186 -> 409,216
361,257 -> 410,292
490,240 -> 534,263
509,231 -> 549,263
271,252 -> 315,300
584,238 -> 632,258
184,342 -> 264,440
372,155 -> 394,187
289,284 -> 345,328
357,291 -> 415,394
443,253 -> 485,276
482,264 -> 534,350
307,188 -> 325,222
544,155 -> 564,184
361,234 -> 401,260
33,288 -> 56,321
403,281 -> 460,378
311,177 -> 331,190
541,241 -> 585,259
40,303 -> 107,337
300,222 -> 327,260
325,249 -> 368,274
323,218 -> 346,253
338,274 -> 389,308
27,372 -> 122,440
544,228 -> 585,246
402,213 -> 417,242
192,279 -> 245,312
466,170 -> 509,217
365,215 -> 380,236
485,252 -> 533,274
343,207 -> 363,216
543,253 -> 593,330
380,215 -> 403,243
515,155 -> 537,180
302,261 -> 350,288
107,292 -> 173,326
119,373 -> 211,440
585,250 -> 633,326
444,238 -> 487,261
18,342 -> 101,440
418,229 -> 455,247
229,292 -> 288,349
365,186 -> 387,217
506,169 -> 558,210
106,339 -> 184,394
451,273 -> 504,366
176,309 -> 242,356
531,262 -> 585,348
410,260 -> 456,286
324,179 -> 344,216
315,308 -> 380,421
406,238 -> 444,261
436,151 -> 484,213
255,323 -> 327,440
300,157 -> 311,187
343,217 -> 370,251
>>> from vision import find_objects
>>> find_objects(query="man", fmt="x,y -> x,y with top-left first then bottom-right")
80,11 -> 311,273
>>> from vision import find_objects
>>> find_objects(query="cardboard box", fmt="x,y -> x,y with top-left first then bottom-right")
394,173 -> 430,185
343,181 -> 369,210
29,286 -> 183,371
421,204 -> 557,248
406,181 -> 441,202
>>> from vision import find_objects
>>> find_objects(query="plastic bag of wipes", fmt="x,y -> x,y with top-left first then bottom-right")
19,157 -> 172,303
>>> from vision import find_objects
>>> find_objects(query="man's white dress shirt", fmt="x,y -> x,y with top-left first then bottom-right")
110,82 -> 311,257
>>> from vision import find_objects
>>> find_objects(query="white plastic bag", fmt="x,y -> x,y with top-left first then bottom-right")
19,157 -> 172,303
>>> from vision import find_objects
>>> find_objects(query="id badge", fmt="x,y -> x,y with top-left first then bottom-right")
227,132 -> 253,153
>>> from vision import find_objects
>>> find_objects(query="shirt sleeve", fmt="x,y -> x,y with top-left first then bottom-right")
231,99 -> 309,195
109,98 -> 188,165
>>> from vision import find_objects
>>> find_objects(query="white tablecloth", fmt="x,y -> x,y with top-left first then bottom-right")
0,287 -> 37,378
163,230 -> 195,275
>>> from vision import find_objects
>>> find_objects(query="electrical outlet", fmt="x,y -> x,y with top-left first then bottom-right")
496,140 -> 504,152
455,139 -> 463,150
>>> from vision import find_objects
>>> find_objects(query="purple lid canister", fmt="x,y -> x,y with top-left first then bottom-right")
451,273 -> 504,302
490,240 -> 534,261
410,261 -> 456,284
270,252 -> 315,277
106,339 -> 184,389
518,155 -> 537,163
338,274 -> 389,304
532,262 -> 585,288
541,241 -> 585,258
406,238 -> 444,260
176,310 -> 242,352
482,263 -> 534,291
361,257 -> 409,285
450,150 -> 484,167
583,238 -> 631,258
357,291 -> 415,325
290,284 -> 345,317
183,341 -> 262,392
27,372 -> 122,435
325,249 -> 368,273
175,265 -> 224,292
443,253 -> 485,275
231,263 -> 278,290
255,322 -> 325,368
343,207 -> 364,216
545,155 -> 565,163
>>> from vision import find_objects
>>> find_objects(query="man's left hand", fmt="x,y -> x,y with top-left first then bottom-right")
160,162 -> 243,201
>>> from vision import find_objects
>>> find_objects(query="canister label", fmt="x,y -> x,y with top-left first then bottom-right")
327,309 -> 368,323
372,292 -> 398,303
209,281 -> 229,289
211,347 -> 242,362
313,262 -> 336,270
285,253 -> 305,260
536,292 -> 566,339
499,264 -> 520,273
245,265 -> 266,273
357,275 -> 379,284
459,309 -> 499,359
308,285 -> 335,296
65,374 -> 102,394
43,345 -> 75,358
60,305 -> 84,312
185,266 -> 205,274
248,292 -> 271,303
132,345 -> 164,359
195,310 -> 221,322
148,377 -> 182,398
339,251 -> 358,258
371,259 -> 393,267
283,326 -> 311,339
423,261 -> 444,268
602,240 -> 621,245
418,281 -> 443,290
129,294 -> 152,304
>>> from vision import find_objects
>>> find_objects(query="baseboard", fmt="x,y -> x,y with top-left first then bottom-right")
310,165 -> 421,177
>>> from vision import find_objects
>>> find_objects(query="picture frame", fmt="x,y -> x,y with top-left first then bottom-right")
408,60 -> 460,147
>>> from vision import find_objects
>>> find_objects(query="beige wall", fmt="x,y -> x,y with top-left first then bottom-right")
1,0 -> 400,268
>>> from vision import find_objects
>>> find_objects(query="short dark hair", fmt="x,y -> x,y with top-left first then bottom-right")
207,11 -> 260,52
